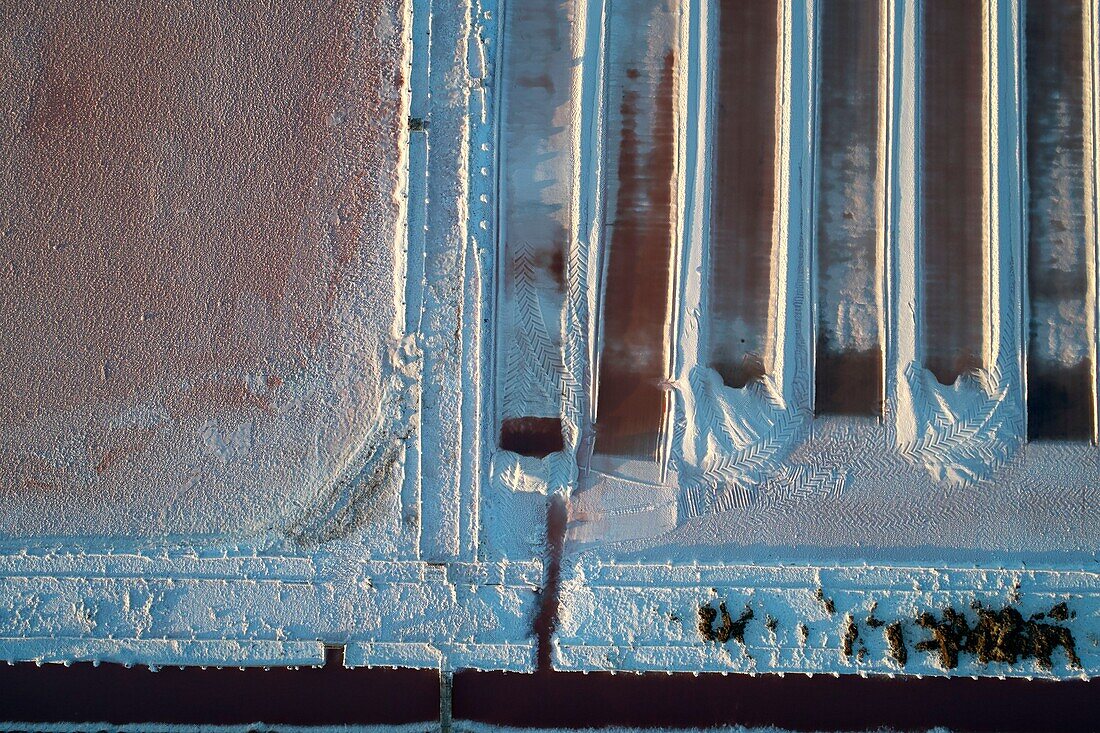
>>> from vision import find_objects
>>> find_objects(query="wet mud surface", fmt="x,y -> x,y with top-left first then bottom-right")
499,417 -> 565,458
814,0 -> 883,415
594,4 -> 678,459
841,614 -> 861,659
1025,0 -> 1095,441
708,0 -> 780,389
1027,360 -> 1095,440
698,601 -> 754,647
921,0 -> 986,385
886,621 -> 908,666
699,595 -> 1080,675
815,343 -> 883,415
916,603 -> 1081,671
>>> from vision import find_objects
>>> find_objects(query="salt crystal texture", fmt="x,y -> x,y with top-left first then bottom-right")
0,0 -> 1098,681
0,0 -> 408,541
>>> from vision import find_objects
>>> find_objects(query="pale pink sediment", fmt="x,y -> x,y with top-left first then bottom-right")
0,0 -> 405,534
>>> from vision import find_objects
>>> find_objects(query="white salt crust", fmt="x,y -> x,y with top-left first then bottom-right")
0,0 -> 1097,681
525,0 -> 1100,679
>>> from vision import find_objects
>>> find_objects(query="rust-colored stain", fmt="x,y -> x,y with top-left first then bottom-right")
533,493 -> 567,672
0,1 -> 401,496
921,0 -> 986,385
167,379 -> 282,420
708,0 -> 780,389
595,51 -> 676,459
91,426 -> 158,477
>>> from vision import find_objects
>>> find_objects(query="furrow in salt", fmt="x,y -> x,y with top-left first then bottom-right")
593,0 -> 679,459
813,0 -> 885,415
921,0 -> 986,385
708,0 -> 781,389
1025,0 -> 1096,441
496,0 -> 582,456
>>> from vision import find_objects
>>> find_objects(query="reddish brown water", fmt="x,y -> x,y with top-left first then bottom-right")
921,0 -> 986,385
2,651 -> 1099,730
814,0 -> 883,415
453,669 -> 1100,731
0,647 -> 438,725
708,0 -> 780,389
594,49 -> 677,459
1025,0 -> 1095,441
